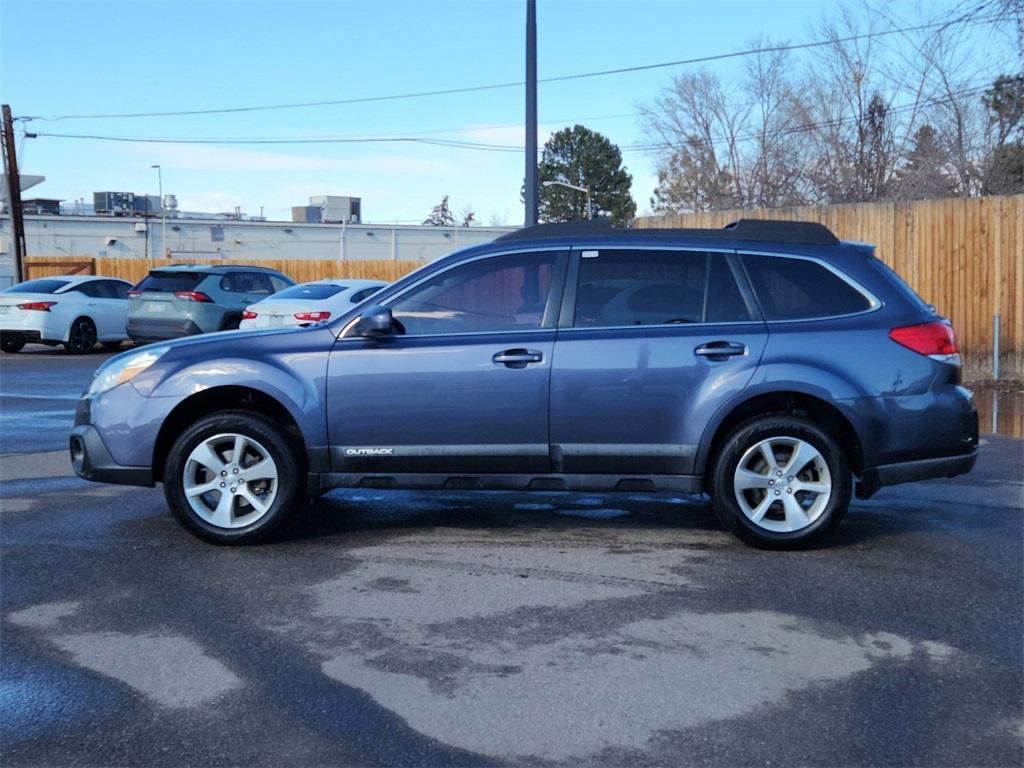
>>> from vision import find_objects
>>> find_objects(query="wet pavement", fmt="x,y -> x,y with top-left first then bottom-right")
1,346 -> 1022,766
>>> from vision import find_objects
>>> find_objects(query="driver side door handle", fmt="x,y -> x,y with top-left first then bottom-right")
493,348 -> 544,368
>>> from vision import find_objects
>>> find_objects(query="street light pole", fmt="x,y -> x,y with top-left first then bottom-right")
542,180 -> 592,220
151,164 -> 164,258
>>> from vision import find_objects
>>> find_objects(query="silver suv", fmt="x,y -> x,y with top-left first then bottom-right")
127,265 -> 294,343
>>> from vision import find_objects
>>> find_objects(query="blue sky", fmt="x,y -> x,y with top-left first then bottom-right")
0,0 -> 1002,224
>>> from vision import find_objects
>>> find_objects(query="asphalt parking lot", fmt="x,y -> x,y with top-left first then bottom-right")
1,346 -> 1022,766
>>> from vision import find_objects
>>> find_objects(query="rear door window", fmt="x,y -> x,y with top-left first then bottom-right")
74,281 -> 103,298
349,286 -> 381,303
573,249 -> 751,327
741,254 -> 873,320
136,272 -> 204,293
220,272 -> 275,295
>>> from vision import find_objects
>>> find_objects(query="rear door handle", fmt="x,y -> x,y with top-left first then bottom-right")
493,348 -> 543,368
694,341 -> 747,359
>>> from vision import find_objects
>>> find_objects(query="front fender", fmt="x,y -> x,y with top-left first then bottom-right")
130,329 -> 334,448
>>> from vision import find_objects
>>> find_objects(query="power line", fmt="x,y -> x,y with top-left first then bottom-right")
29,132 -> 525,152
30,84 -> 991,154
21,14 -> 999,123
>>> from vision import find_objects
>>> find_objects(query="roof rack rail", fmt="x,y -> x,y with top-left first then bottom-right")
494,218 -> 839,246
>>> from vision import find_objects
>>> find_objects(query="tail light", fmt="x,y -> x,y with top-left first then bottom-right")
242,310 -> 258,320
17,301 -> 56,311
294,311 -> 331,322
173,291 -> 213,302
127,290 -> 142,297
889,321 -> 961,366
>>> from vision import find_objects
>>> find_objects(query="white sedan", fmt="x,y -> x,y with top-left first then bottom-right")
239,279 -> 386,330
0,275 -> 134,354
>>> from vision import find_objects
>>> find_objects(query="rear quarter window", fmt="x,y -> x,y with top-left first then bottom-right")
742,254 -> 873,320
869,258 -> 934,313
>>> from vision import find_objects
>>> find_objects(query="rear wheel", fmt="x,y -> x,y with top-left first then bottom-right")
710,415 -> 851,549
65,317 -> 97,354
1,338 -> 25,354
163,410 -> 303,544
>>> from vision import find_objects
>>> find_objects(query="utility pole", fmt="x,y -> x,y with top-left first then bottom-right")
524,0 -> 538,227
2,105 -> 27,283
152,164 -> 164,257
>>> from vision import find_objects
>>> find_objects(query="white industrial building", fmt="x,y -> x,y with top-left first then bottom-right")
0,214 -> 515,288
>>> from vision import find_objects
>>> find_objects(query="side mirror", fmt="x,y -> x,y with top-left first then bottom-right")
352,304 -> 395,337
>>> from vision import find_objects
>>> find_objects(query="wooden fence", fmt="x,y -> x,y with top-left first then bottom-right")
637,195 -> 1024,378
25,257 -> 428,287
22,194 -> 1024,377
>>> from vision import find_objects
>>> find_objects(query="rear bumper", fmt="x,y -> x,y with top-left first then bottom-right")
127,318 -> 203,342
0,329 -> 43,343
864,449 -> 979,489
69,424 -> 153,487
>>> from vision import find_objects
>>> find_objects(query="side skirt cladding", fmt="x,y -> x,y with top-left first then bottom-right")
314,472 -> 703,494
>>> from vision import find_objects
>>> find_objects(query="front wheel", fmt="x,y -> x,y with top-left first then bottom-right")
710,415 -> 851,549
163,411 -> 304,544
1,337 -> 25,354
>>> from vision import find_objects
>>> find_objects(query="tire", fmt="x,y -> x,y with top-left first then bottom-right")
163,410 -> 303,544
102,341 -> 123,351
710,414 -> 851,549
220,315 -> 241,331
1,338 -> 25,354
64,317 -> 97,354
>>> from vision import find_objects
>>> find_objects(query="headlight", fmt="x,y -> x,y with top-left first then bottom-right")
86,347 -> 168,397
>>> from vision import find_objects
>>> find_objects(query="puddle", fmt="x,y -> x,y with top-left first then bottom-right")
972,386 -> 1024,437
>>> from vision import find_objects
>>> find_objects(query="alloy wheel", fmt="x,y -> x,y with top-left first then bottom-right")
69,320 -> 96,353
182,433 -> 279,529
733,436 -> 832,533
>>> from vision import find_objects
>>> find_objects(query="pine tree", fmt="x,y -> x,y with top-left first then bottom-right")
531,125 -> 636,226
423,195 -> 456,226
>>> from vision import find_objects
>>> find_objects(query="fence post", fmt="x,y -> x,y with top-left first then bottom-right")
993,312 -> 1001,380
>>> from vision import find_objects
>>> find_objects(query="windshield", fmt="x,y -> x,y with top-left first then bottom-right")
272,283 -> 346,300
2,279 -> 71,294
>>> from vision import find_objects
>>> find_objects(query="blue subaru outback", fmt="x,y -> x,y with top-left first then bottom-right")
70,220 -> 978,548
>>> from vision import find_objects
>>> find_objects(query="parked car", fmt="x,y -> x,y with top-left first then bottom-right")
126,265 -> 294,344
70,220 -> 978,548
0,275 -> 133,354
239,279 -> 385,330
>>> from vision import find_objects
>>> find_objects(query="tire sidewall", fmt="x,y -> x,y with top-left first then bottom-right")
711,415 -> 851,548
1,338 -> 25,353
164,411 -> 302,544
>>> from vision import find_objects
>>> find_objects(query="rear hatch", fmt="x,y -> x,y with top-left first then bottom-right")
129,271 -> 209,318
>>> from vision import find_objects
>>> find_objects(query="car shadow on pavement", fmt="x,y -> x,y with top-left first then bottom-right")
264,488 -> 971,551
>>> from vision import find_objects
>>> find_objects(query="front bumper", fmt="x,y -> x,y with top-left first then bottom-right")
70,425 -> 153,487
